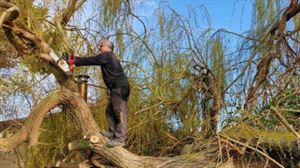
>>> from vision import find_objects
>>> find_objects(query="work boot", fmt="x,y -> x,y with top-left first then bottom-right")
106,139 -> 125,148
100,130 -> 114,139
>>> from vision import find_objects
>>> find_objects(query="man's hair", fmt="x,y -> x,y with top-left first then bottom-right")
107,40 -> 114,51
101,39 -> 114,51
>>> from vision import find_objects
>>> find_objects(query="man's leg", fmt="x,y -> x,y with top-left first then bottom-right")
105,101 -> 116,135
106,87 -> 130,147
114,101 -> 127,143
110,92 -> 127,142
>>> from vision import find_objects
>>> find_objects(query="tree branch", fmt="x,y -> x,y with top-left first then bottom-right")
270,106 -> 300,138
0,87 -> 99,152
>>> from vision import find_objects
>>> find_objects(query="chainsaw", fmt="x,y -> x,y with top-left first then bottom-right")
49,50 -> 75,74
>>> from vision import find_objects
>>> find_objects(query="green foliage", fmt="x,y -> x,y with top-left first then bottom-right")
158,9 -> 164,37
22,111 -> 82,167
246,81 -> 300,130
254,0 -> 280,36
221,123 -> 297,143
115,7 -> 212,155
23,54 -> 49,75
210,37 -> 226,99
0,33 -> 18,68
255,0 -> 264,26
14,0 -> 48,34
116,29 -> 125,59
101,0 -> 123,27
267,0 -> 274,21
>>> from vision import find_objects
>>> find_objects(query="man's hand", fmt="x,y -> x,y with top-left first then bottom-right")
68,53 -> 75,73
61,52 -> 75,64
61,52 -> 75,73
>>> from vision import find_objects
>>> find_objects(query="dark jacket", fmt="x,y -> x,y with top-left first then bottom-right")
75,51 -> 129,90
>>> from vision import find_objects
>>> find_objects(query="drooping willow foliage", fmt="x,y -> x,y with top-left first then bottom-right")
0,0 -> 299,167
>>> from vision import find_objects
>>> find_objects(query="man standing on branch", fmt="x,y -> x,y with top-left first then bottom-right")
68,39 -> 130,147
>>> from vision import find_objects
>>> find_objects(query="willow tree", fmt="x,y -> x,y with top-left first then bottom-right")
0,0 -> 227,167
0,0 -> 300,168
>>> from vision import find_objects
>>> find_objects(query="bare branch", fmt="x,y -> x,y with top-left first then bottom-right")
269,2 -> 300,35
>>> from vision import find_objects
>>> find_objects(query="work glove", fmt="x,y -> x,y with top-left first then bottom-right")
61,52 -> 75,73
68,53 -> 75,73
68,53 -> 75,65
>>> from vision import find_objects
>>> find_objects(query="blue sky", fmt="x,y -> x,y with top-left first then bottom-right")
172,0 -> 252,32
135,0 -> 253,33
77,0 -> 253,36
1,0 -> 255,121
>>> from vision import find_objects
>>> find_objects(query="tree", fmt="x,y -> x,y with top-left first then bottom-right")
0,0 -> 300,167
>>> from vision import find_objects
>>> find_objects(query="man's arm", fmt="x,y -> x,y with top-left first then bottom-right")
74,53 -> 110,66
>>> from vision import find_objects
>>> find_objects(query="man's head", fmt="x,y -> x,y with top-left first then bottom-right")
98,39 -> 114,53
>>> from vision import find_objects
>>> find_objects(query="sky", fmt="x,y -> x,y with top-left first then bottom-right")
173,0 -> 252,32
1,0 -> 255,121
135,0 -> 253,33
76,0 -> 254,37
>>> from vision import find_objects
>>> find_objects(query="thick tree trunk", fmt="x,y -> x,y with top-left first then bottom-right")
193,67 -> 223,137
0,88 -> 97,151
0,87 -> 225,167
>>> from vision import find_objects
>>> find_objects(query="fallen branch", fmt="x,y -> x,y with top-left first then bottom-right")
220,135 -> 284,168
270,106 -> 300,138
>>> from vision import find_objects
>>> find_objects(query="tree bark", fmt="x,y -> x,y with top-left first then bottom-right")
0,88 -> 97,151
193,66 -> 223,137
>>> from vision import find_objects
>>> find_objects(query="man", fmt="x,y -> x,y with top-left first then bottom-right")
69,39 -> 130,147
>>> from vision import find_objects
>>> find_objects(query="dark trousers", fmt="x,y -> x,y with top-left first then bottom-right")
106,86 -> 130,142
